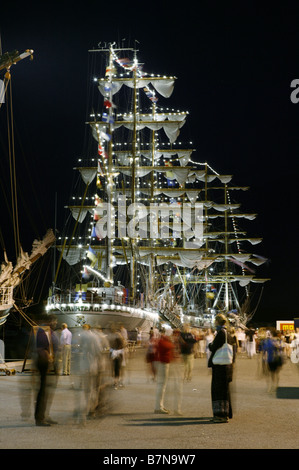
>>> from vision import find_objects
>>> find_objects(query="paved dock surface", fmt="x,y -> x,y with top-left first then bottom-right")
0,349 -> 298,451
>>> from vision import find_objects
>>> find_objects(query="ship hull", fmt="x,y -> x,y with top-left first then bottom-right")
0,305 -> 13,326
46,305 -> 158,336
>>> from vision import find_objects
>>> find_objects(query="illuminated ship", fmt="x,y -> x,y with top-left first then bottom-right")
46,42 -> 269,333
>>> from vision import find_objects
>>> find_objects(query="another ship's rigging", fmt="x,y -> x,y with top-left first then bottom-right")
0,47 -> 55,327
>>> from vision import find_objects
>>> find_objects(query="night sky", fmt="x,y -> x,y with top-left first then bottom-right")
1,1 -> 299,325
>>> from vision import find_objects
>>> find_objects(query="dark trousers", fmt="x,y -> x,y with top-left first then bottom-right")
113,356 -> 122,379
34,353 -> 49,422
211,364 -> 233,419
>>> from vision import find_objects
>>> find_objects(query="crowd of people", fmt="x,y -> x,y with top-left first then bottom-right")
145,320 -> 299,422
21,314 -> 299,427
22,315 -> 129,426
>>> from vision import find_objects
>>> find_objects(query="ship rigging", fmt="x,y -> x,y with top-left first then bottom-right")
0,47 -> 55,327
47,42 -> 269,332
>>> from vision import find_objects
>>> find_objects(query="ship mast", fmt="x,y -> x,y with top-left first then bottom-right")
106,44 -> 115,284
130,48 -> 138,302
204,162 -> 210,315
90,43 -> 136,287
224,183 -> 229,311
148,101 -> 157,306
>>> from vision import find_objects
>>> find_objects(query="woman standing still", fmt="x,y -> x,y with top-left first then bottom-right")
208,314 -> 235,423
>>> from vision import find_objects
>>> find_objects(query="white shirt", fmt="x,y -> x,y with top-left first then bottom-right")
60,328 -> 72,346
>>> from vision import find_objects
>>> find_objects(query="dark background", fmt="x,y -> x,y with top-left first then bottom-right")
1,0 -> 299,331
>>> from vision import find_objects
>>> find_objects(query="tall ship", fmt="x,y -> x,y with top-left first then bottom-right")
46,42 -> 269,333
0,48 -> 55,327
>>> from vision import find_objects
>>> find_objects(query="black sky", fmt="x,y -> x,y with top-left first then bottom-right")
1,1 -> 299,324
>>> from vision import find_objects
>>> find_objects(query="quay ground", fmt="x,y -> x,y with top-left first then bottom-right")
0,348 -> 298,451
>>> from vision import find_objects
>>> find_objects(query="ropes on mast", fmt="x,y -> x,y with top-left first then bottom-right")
13,302 -> 37,327
0,49 -> 34,258
5,73 -> 21,260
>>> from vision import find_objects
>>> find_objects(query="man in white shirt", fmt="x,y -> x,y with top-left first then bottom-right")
60,323 -> 72,375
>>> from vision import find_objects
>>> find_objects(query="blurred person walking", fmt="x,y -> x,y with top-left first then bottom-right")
169,329 -> 184,415
208,314 -> 234,423
245,325 -> 257,358
290,330 -> 299,364
261,330 -> 285,392
180,323 -> 197,381
205,328 -> 215,365
229,327 -> 238,361
119,323 -> 128,386
146,329 -> 159,381
71,324 -> 99,425
109,326 -> 125,389
154,328 -> 174,414
88,327 -> 110,418
197,329 -> 206,358
284,330 -> 293,359
238,328 -> 246,352
60,323 -> 72,375
34,314 -> 59,426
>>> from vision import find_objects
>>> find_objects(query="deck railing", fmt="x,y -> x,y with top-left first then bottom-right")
0,287 -> 13,306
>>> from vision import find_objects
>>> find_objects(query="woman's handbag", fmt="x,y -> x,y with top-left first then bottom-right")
212,332 -> 233,365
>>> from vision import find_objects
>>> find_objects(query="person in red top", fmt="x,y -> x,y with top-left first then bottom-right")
154,328 -> 174,414
146,330 -> 159,381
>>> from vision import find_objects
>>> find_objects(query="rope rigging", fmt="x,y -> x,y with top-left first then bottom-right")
1,48 -> 54,316
6,75 -> 21,260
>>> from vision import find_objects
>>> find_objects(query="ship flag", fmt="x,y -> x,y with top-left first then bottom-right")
228,256 -> 255,274
103,98 -> 112,108
116,57 -> 131,67
102,112 -> 114,124
100,130 -> 111,141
